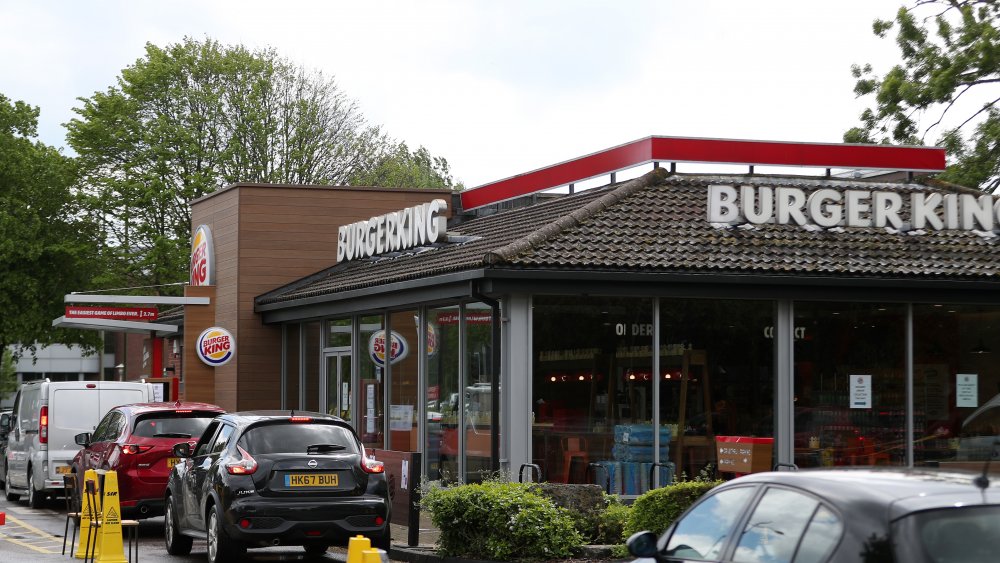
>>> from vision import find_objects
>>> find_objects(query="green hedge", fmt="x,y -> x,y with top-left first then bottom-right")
421,480 -> 583,560
593,497 -> 631,545
625,480 -> 724,537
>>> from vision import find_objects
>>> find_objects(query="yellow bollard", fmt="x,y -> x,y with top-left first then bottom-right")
75,470 -> 100,560
94,470 -> 128,563
361,548 -> 389,563
346,534 -> 372,563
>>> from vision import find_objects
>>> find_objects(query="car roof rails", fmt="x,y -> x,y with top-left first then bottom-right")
773,462 -> 799,472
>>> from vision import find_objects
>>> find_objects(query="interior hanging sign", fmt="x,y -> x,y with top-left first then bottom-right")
337,199 -> 448,263
707,185 -> 1000,231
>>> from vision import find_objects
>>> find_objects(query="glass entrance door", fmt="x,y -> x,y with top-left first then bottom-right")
326,353 -> 352,420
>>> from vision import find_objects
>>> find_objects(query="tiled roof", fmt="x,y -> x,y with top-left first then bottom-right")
256,170 -> 1000,307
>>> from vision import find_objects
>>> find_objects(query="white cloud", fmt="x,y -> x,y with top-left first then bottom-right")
1,0 -> 907,186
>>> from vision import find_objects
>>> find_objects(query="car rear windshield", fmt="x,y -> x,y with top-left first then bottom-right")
239,422 -> 360,455
132,412 -> 217,438
908,505 -> 1000,563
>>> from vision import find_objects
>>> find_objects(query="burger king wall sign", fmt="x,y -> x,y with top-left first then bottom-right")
197,327 -> 235,367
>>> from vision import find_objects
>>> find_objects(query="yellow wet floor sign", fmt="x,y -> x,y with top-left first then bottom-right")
75,469 -> 100,560
96,470 -> 128,563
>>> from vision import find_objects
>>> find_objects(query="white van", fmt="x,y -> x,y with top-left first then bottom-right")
1,379 -> 154,507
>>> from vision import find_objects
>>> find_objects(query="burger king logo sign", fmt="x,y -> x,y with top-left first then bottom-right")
190,225 -> 215,286
369,330 -> 408,367
197,327 -> 234,367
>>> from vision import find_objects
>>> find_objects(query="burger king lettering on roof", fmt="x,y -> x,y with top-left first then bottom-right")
707,185 -> 1000,231
337,199 -> 448,263
197,327 -> 234,367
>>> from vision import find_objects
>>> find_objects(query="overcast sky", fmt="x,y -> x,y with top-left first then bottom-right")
1,0 -> 908,188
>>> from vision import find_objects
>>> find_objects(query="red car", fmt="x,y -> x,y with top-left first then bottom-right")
71,401 -> 225,518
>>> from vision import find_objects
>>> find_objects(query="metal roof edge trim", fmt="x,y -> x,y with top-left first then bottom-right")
461,135 -> 947,211
254,269 -> 487,312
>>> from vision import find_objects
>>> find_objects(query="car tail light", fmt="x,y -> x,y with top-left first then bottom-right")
175,410 -> 192,413
375,516 -> 384,525
226,445 -> 258,475
289,416 -> 312,423
361,454 -> 384,474
39,406 -> 48,444
121,444 -> 155,455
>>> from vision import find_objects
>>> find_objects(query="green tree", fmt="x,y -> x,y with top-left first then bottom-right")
0,348 -> 16,398
0,94 -> 101,358
351,142 -> 461,190
67,37 -> 455,292
845,1 -> 1000,191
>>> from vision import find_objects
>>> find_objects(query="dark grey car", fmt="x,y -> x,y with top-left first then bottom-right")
164,411 -> 390,563
628,467 -> 1000,563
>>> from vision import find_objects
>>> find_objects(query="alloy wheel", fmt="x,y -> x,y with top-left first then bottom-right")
207,510 -> 219,563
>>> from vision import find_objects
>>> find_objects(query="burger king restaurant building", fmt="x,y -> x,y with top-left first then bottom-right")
179,137 -> 1000,493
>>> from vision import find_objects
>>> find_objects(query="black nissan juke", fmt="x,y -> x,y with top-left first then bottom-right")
163,411 -> 390,563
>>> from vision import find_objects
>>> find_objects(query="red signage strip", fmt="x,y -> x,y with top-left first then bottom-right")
460,136 -> 947,211
65,306 -> 159,321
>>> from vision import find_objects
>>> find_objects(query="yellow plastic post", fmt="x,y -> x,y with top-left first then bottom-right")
94,470 -> 128,563
75,469 -> 100,560
361,548 -> 389,563
347,534 -> 372,563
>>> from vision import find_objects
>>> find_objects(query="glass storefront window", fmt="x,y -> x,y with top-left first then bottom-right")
428,305 -> 460,481
328,318 -> 351,348
794,303 -> 906,468
326,318 -> 353,420
359,315 -> 385,449
465,302 -> 495,482
388,310 -> 419,452
532,296 -> 653,490
914,304 -> 1000,467
660,299 -> 774,480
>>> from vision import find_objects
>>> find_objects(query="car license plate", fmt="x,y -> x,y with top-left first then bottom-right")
166,457 -> 180,469
284,473 -> 339,487
56,466 -> 72,474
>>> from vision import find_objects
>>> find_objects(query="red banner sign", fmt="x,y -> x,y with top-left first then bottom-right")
65,306 -> 159,321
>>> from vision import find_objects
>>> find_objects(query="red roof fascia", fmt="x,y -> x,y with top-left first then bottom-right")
460,136 -> 947,211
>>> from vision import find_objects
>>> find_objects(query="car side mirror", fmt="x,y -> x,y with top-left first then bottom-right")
626,530 -> 660,558
74,432 -> 92,447
0,415 -> 9,433
173,442 -> 193,458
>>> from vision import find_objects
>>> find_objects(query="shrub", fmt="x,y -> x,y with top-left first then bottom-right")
593,496 -> 631,545
625,480 -> 724,537
421,479 -> 583,560
532,483 -> 608,543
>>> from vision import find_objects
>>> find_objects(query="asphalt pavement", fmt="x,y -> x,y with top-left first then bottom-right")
0,492 -> 365,563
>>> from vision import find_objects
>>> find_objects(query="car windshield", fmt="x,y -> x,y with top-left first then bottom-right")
132,413 -> 217,438
904,505 -> 1000,563
239,422 -> 360,455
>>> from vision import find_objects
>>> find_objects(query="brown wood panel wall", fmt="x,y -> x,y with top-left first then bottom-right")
183,285 -> 218,405
190,184 -> 453,412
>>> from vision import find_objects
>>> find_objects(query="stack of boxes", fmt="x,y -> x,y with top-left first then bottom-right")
593,424 -> 675,495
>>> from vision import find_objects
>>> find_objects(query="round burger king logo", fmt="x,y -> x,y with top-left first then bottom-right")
197,327 -> 234,367
369,330 -> 408,367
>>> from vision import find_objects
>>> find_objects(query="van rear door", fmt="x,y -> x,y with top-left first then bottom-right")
48,384 -> 150,479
